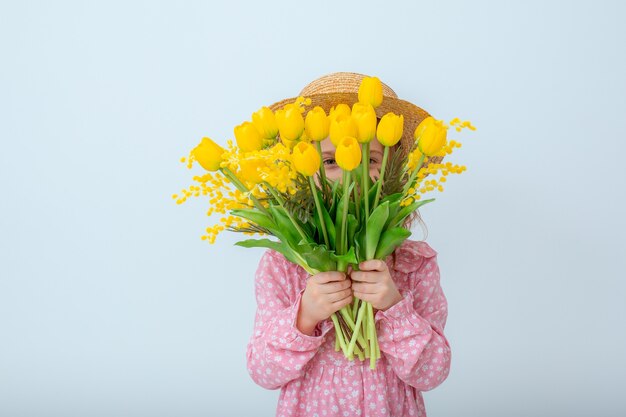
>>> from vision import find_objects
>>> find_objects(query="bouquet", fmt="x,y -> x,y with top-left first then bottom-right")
173,75 -> 475,369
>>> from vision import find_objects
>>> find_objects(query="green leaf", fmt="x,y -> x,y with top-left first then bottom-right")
230,208 -> 275,230
374,228 -> 412,259
330,246 -> 357,265
380,192 -> 403,205
334,181 -> 355,246
268,206 -> 306,246
299,243 -> 337,271
365,201 -> 389,259
235,238 -> 302,266
321,203 -> 336,251
346,214 -> 358,244
387,198 -> 436,228
354,223 -> 366,264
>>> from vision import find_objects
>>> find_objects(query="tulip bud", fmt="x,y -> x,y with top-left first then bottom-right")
275,103 -> 305,142
234,121 -> 264,152
351,102 -> 377,143
376,112 -> 404,147
329,114 -> 358,147
304,106 -> 330,142
328,103 -> 351,124
358,76 -> 383,108
251,106 -> 278,140
335,137 -> 362,171
192,137 -> 225,171
292,141 -> 321,176
415,117 -> 448,156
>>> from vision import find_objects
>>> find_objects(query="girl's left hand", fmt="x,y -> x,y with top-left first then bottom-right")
349,259 -> 404,313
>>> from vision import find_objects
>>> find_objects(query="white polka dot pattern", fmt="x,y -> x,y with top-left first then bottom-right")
245,239 -> 451,417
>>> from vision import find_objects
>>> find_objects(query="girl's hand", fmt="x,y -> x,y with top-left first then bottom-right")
350,260 -> 403,312
297,271 -> 353,335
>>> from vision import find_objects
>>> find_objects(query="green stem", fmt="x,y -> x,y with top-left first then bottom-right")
372,146 -> 389,210
337,304 -> 368,359
308,176 -> 329,248
315,141 -> 330,197
337,170 -> 351,271
361,142 -> 370,223
330,313 -> 348,356
368,302 -> 377,369
402,154 -> 426,195
351,170 -> 360,223
263,181 -> 309,244
346,297 -> 368,357
220,167 -> 270,217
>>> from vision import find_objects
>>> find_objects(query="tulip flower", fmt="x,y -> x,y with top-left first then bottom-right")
304,106 -> 330,142
351,102 -> 377,143
415,117 -> 448,156
328,103 -> 351,124
234,121 -> 264,152
291,141 -> 331,248
275,103 -> 305,142
329,115 -> 358,147
251,106 -> 278,140
192,137 -> 225,171
376,112 -> 404,147
292,141 -> 320,177
358,76 -> 383,108
335,136 -> 362,171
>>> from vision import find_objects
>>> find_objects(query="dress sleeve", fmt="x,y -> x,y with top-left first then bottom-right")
246,250 -> 334,390
374,251 -> 452,391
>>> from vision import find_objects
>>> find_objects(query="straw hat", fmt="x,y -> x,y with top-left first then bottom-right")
267,71 -> 444,168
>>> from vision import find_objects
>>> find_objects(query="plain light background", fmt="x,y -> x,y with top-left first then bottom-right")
1,1 -> 625,416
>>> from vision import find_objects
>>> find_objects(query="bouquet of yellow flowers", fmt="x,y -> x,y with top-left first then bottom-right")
173,73 -> 475,369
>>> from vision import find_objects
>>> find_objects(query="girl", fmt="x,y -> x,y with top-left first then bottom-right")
246,73 -> 452,417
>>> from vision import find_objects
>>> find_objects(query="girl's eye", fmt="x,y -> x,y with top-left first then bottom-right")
370,158 -> 378,164
323,159 -> 337,166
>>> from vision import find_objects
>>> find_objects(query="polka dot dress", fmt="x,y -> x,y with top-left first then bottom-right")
246,239 -> 451,417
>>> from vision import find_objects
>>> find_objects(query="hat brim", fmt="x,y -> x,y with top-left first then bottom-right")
267,92 -> 444,168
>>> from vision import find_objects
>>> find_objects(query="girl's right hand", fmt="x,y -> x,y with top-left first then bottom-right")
299,271 -> 353,327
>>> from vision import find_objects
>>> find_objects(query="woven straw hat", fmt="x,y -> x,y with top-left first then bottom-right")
267,71 -> 444,167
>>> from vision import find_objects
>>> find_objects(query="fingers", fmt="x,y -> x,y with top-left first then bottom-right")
313,271 -> 347,284
350,269 -> 380,283
352,290 -> 376,305
331,290 -> 353,308
358,259 -> 387,272
319,279 -> 352,294
328,287 -> 353,303
351,281 -> 377,294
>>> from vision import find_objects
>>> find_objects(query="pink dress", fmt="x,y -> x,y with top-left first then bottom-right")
246,239 -> 451,417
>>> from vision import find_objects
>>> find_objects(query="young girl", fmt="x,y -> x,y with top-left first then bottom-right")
246,73 -> 451,417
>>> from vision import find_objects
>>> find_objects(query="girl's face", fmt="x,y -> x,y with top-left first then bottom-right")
318,136 -> 384,183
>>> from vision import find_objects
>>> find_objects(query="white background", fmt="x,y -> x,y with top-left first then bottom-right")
1,1 -> 625,416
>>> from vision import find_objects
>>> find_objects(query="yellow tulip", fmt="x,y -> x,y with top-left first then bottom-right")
292,141 -> 321,176
376,112 -> 404,147
335,136 -> 362,171
351,102 -> 377,143
415,117 -> 448,156
304,106 -> 330,142
192,137 -> 225,171
328,103 -> 351,124
234,121 -> 263,152
275,103 -> 305,142
329,114 -> 358,147
251,106 -> 278,140
358,76 -> 383,108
